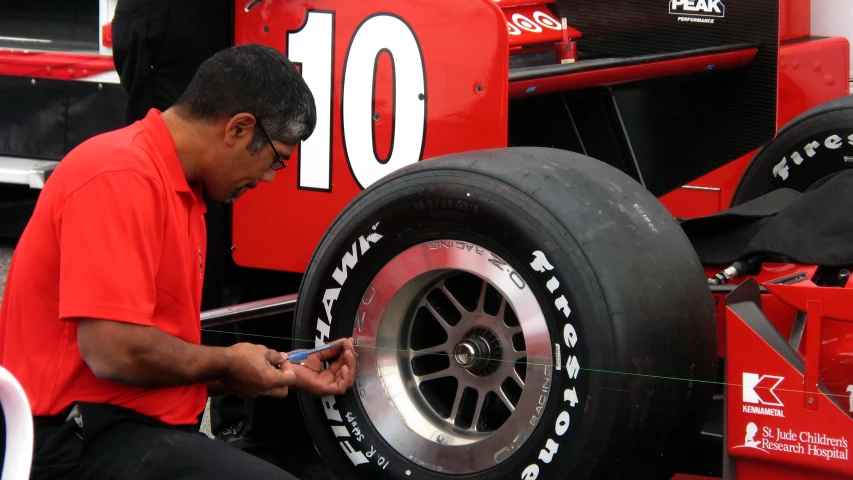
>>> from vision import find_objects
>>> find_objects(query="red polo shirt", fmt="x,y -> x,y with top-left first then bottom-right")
0,109 -> 208,426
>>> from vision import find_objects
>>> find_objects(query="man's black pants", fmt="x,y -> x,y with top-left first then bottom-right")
30,402 -> 297,479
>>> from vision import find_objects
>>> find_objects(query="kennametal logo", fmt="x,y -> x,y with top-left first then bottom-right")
670,0 -> 726,18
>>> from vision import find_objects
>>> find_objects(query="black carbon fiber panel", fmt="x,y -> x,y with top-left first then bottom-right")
549,0 -> 779,196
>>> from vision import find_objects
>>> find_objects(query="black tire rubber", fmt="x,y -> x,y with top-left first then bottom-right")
293,147 -> 717,480
731,93 -> 853,206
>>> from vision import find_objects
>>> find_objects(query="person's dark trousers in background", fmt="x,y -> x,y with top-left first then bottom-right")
111,0 -> 233,126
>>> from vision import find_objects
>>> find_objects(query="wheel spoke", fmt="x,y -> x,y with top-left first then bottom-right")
440,284 -> 469,315
410,343 -> 451,360
497,388 -> 516,413
423,300 -> 455,332
470,390 -> 487,431
506,325 -> 522,339
512,370 -> 525,388
496,298 -> 507,319
449,386 -> 465,423
476,280 -> 488,313
416,368 -> 454,383
506,349 -> 528,362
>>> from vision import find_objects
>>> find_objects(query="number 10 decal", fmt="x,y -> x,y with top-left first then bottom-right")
288,11 -> 427,191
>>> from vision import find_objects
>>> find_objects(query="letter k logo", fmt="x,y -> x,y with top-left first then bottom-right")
743,373 -> 784,407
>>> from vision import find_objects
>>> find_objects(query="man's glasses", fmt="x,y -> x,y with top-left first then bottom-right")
256,121 -> 287,171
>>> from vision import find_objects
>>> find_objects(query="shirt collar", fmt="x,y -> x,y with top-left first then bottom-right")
140,109 -> 192,194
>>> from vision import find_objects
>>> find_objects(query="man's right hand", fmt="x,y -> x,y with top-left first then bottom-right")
220,343 -> 297,398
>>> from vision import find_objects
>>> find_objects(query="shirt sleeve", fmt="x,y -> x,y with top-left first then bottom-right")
58,170 -> 165,326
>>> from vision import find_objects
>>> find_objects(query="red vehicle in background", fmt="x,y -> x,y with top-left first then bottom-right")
0,1 -> 851,479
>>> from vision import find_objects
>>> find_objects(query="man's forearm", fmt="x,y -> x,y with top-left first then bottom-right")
206,380 -> 232,396
77,318 -> 232,387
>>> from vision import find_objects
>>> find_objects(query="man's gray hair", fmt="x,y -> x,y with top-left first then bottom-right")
174,43 -> 317,150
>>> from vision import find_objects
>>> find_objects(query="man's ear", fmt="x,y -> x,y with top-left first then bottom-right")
224,113 -> 257,147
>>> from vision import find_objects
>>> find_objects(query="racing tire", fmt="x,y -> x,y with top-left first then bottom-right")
731,93 -> 853,205
293,147 -> 717,480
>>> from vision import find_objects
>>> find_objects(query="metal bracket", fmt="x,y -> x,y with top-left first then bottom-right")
200,294 -> 297,328
804,300 -> 821,410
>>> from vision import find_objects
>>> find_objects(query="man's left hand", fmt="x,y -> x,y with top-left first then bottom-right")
291,338 -> 356,396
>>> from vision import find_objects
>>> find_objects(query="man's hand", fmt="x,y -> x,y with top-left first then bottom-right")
220,343 -> 297,398
292,338 -> 356,396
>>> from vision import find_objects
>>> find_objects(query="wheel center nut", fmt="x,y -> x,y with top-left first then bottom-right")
454,336 -> 493,372
454,341 -> 478,368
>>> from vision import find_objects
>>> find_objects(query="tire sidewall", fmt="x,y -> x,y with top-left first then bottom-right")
732,108 -> 853,205
294,172 -> 608,480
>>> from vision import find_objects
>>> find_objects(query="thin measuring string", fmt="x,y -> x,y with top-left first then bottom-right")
201,328 -> 852,400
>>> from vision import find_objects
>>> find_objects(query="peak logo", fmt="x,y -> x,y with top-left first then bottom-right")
670,0 -> 725,17
670,0 -> 725,23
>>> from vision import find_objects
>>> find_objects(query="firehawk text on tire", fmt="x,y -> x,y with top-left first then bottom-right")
293,147 -> 718,480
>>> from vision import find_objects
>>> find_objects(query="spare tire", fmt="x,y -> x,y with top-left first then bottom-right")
293,147 -> 717,480
731,93 -> 853,205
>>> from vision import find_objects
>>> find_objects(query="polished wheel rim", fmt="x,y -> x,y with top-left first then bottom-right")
353,240 -> 554,474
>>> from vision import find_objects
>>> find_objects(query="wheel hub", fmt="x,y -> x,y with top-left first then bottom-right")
454,327 -> 502,376
352,240 -> 554,474
453,341 -> 479,368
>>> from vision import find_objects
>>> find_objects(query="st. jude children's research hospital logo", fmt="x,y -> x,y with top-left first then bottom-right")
733,422 -> 849,460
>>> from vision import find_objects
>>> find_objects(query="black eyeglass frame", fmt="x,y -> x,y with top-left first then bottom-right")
255,120 -> 287,171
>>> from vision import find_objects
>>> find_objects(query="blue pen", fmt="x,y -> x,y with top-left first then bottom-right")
286,342 -> 343,363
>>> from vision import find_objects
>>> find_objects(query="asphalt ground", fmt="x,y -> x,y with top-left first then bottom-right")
0,242 -> 12,306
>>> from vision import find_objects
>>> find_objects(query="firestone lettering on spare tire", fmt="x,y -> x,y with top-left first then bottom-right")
771,133 -> 853,181
521,250 -> 581,480
316,222 -> 384,468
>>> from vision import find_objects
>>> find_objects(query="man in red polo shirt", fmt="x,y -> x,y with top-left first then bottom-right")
0,44 -> 355,479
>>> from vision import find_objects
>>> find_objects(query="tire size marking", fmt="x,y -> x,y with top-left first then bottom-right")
322,396 -> 370,466
771,132 -> 853,181
522,250 -> 582,480
344,412 -> 391,470
288,11 -> 427,191
365,445 -> 391,470
316,223 -> 384,468
364,443 -> 391,469
345,412 -> 366,442
414,198 -> 480,214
